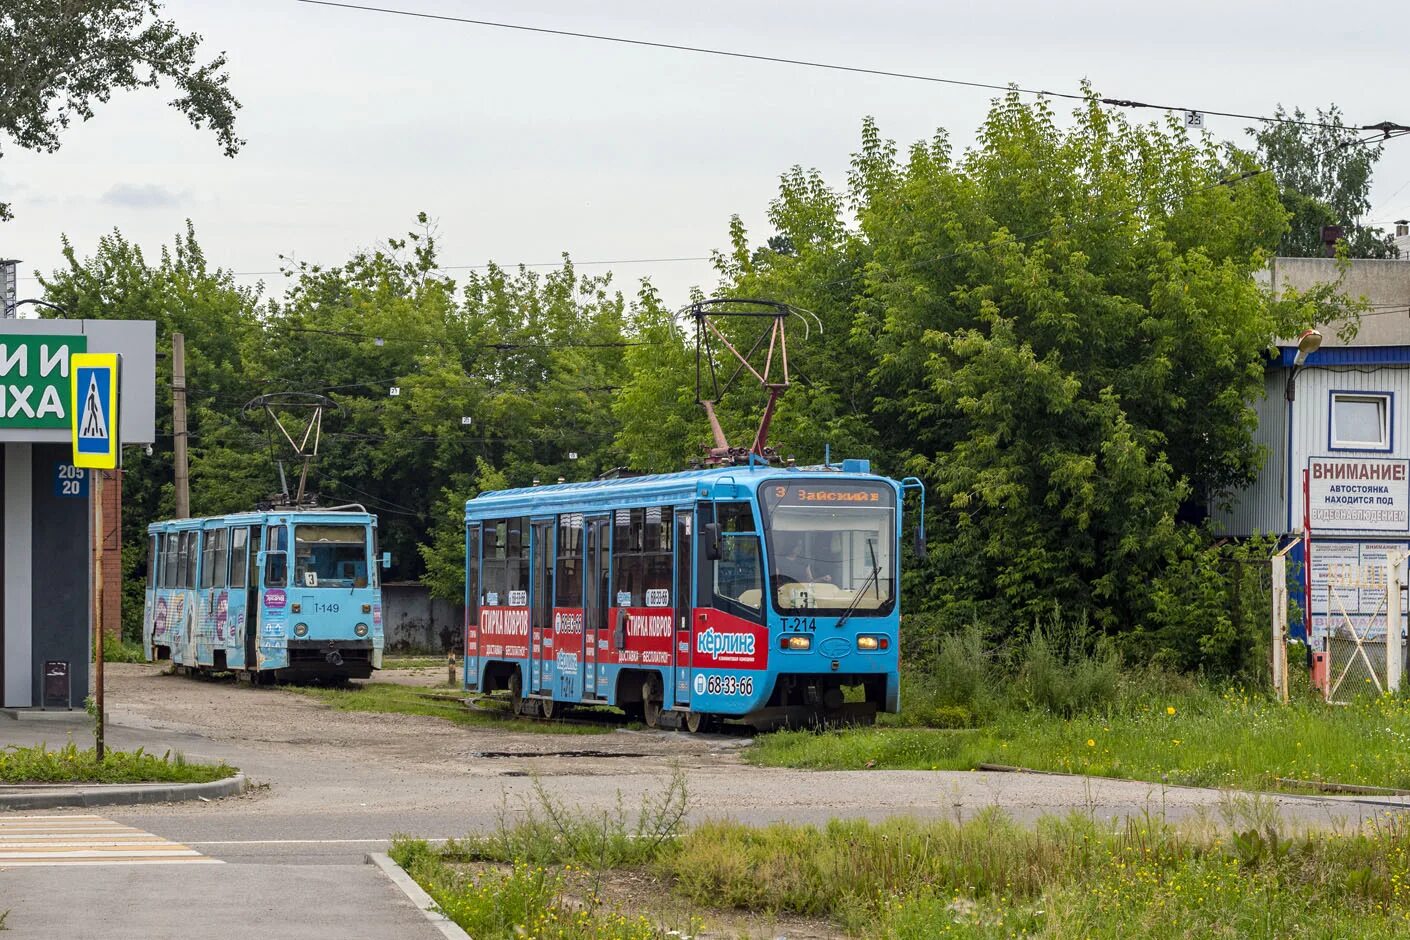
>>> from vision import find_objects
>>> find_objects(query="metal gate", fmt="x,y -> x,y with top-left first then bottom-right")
1324,554 -> 1405,703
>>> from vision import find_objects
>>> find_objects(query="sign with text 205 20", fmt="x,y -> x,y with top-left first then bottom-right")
0,335 -> 88,429
54,463 -> 88,498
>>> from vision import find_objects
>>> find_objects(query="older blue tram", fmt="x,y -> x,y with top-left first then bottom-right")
464,460 -> 923,730
143,507 -> 388,681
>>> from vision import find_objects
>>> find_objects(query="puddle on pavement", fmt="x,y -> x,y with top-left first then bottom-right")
470,750 -> 649,759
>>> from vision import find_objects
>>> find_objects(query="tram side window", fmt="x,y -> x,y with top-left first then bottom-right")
174,532 -> 188,589
213,529 -> 229,588
612,507 -> 673,607
467,525 -> 481,623
712,502 -> 763,616
200,530 -> 222,589
481,516 -> 528,606
555,515 -> 583,608
229,528 -> 249,589
186,531 -> 200,588
265,525 -> 289,587
163,532 -> 178,588
147,535 -> 159,588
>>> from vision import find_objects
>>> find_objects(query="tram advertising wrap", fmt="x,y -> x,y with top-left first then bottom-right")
463,461 -> 920,729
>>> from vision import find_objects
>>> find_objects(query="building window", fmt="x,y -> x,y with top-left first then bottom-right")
1331,393 -> 1391,451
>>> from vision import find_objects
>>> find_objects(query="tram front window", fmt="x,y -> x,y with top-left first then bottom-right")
760,482 -> 896,615
294,525 -> 370,588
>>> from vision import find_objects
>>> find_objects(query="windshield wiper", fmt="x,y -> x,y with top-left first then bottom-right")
835,538 -> 881,632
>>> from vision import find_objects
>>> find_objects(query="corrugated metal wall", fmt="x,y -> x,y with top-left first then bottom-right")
1219,364 -> 1410,537
1214,373 -> 1288,536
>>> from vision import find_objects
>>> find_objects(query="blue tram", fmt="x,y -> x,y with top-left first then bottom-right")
143,507 -> 388,681
464,460 -> 923,730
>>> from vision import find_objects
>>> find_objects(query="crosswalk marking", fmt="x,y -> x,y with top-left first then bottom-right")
0,814 -> 221,867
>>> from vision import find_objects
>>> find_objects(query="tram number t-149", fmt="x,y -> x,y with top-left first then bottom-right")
313,602 -> 340,615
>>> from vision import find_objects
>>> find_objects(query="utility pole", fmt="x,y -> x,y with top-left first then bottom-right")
172,332 -> 190,518
92,470 -> 106,760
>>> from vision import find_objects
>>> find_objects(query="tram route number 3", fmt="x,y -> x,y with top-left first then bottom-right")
55,463 -> 88,498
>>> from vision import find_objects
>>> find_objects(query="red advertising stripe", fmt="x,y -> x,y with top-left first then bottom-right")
479,605 -> 530,659
693,608 -> 769,671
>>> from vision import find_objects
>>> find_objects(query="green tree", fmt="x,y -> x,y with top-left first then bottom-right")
40,222 -> 267,638
630,92 -> 1355,671
0,0 -> 241,220
1250,104 -> 1398,258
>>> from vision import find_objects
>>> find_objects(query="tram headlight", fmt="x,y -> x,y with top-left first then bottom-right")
857,635 -> 889,651
780,635 -> 811,651
355,623 -> 369,638
293,622 -> 309,638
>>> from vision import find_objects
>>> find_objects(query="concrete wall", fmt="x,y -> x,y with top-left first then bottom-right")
382,582 -> 462,653
1260,258 -> 1410,347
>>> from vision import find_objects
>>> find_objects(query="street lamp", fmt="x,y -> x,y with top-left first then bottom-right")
1284,328 -> 1323,401
3,298 -> 68,318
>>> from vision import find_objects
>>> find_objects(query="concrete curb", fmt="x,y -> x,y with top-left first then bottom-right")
0,772 -> 250,810
366,852 -> 472,940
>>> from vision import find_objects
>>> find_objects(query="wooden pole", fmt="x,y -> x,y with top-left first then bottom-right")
172,332 -> 189,518
93,469 -> 105,760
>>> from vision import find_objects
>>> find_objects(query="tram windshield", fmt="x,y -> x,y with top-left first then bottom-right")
294,524 -> 370,589
759,481 -> 896,615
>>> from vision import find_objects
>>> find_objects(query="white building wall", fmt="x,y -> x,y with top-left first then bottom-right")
1289,364 -> 1410,534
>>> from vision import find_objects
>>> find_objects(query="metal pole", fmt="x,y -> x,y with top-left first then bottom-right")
1390,554 -> 1403,694
93,470 -> 105,760
172,332 -> 190,518
1271,550 -> 1287,702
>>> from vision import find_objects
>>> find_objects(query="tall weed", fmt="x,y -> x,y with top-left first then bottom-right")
1013,612 -> 1121,717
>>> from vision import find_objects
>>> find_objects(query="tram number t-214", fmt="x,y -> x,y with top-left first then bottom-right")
782,617 -> 817,633
705,674 -> 754,697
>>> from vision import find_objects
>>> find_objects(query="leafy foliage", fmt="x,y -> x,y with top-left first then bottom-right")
0,0 -> 241,220
38,92 -> 1371,671
1250,104 -> 1399,258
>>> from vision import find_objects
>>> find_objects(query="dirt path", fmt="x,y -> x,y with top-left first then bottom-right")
105,662 -> 744,778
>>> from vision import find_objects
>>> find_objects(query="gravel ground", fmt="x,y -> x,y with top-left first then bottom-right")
49,662 -> 1410,834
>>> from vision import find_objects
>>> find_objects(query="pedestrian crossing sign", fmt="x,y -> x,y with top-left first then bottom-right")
71,352 -> 121,469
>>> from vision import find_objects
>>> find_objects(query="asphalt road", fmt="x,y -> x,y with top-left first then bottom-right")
2,666 -> 1407,938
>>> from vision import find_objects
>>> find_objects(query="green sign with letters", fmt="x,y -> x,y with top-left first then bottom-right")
0,334 -> 88,429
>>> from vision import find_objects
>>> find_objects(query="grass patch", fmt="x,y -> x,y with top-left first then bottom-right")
98,639 -> 146,663
0,741 -> 236,784
391,771 -> 694,939
289,682 -> 607,735
395,774 -> 1410,938
381,656 -> 452,670
751,686 -> 1410,791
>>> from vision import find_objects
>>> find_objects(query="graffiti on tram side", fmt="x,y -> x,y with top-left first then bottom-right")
479,606 -> 531,658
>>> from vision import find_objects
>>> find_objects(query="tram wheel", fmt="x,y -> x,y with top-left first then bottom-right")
642,678 -> 664,729
540,696 -> 557,720
684,711 -> 711,734
508,671 -> 526,716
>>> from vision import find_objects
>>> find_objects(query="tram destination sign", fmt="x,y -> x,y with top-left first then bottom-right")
1307,456 -> 1410,533
0,334 -> 87,429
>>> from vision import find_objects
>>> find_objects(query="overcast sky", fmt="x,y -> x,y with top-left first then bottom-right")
5,0 -> 1410,310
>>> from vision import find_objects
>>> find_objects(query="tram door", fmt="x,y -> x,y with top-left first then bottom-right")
244,527 -> 261,669
673,510 -> 694,707
531,521 -> 553,694
583,516 -> 610,701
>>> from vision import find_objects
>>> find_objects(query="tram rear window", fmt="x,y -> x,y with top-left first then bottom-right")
294,525 -> 369,589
